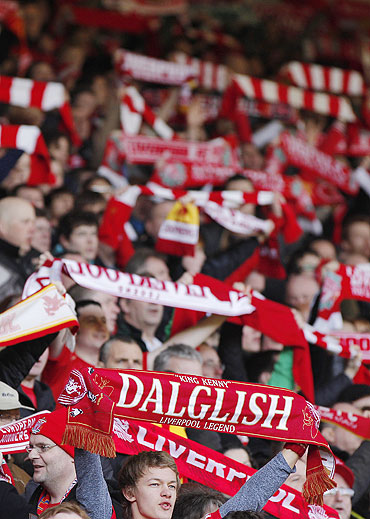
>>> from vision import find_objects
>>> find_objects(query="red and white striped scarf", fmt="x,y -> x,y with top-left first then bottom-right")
120,86 -> 176,139
280,61 -> 366,97
0,76 -> 81,146
232,75 -> 357,122
0,124 -> 56,185
174,52 -> 230,92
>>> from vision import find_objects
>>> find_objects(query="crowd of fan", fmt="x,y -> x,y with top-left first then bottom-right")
1,1 -> 370,518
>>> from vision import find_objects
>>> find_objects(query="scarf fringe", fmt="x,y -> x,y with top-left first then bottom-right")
302,469 -> 337,505
62,424 -> 116,458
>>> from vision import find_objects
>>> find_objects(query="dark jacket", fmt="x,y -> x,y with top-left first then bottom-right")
0,481 -> 33,519
0,333 -> 57,394
0,238 -> 39,307
28,483 -> 77,516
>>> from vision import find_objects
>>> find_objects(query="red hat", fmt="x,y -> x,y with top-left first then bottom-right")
31,407 -> 74,458
334,457 -> 354,489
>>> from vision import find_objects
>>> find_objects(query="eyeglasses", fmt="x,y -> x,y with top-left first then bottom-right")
324,488 -> 354,497
25,444 -> 57,454
0,413 -> 19,423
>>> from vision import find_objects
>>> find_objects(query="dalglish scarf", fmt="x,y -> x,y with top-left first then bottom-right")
58,367 -> 336,505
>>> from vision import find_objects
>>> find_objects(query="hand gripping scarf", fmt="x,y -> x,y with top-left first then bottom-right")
58,368 -> 336,505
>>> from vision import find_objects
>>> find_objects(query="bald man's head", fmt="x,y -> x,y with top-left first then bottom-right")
0,197 -> 36,249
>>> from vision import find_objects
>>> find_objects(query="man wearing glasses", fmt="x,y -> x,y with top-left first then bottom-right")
26,412 -> 77,516
25,410 -> 113,519
323,458 -> 354,519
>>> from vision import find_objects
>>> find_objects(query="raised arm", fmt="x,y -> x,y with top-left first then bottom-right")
219,447 -> 301,516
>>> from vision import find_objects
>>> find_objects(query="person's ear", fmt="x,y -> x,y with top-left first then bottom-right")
119,298 -> 128,313
59,235 -> 70,250
321,425 -> 335,445
122,487 -> 136,502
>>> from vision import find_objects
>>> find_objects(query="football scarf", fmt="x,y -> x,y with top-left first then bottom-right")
120,86 -> 176,140
315,263 -> 370,332
0,76 -> 81,146
115,49 -> 196,86
232,75 -> 356,122
280,62 -> 365,96
0,411 -> 339,518
0,284 -> 78,347
58,367 -> 336,504
280,132 -> 357,195
112,419 -> 339,519
0,124 -> 55,185
316,405 -> 370,440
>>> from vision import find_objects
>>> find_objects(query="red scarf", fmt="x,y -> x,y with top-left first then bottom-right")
59,368 -> 335,504
316,263 -> 370,331
280,132 -> 356,195
24,259 -> 314,400
0,411 -> 338,518
316,405 -> 370,440
114,419 -> 339,519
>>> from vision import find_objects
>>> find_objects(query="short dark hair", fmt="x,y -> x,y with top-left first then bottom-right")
58,210 -> 98,240
75,299 -> 102,317
337,384 -> 370,404
342,214 -> 370,241
224,513 -> 267,519
43,129 -> 70,149
100,335 -> 141,364
45,187 -> 74,208
125,248 -> 167,275
172,483 -> 226,519
74,190 -> 106,211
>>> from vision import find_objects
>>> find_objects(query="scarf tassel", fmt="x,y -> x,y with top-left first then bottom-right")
62,424 -> 116,458
302,446 -> 337,505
